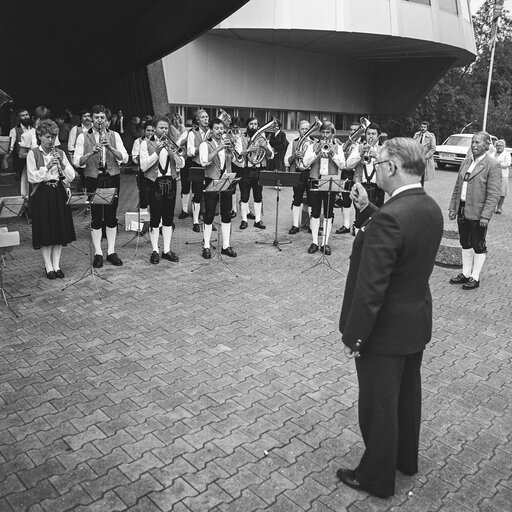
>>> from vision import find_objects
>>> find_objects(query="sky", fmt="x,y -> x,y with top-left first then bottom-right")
470,0 -> 512,15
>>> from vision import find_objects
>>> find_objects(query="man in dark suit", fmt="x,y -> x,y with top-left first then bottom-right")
337,137 -> 443,498
448,132 -> 501,290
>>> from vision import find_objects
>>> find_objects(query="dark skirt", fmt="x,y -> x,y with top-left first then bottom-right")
30,182 -> 76,250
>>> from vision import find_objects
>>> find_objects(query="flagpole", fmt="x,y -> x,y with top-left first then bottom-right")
483,34 -> 497,132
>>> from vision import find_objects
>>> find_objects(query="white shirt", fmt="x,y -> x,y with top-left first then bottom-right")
199,139 -> 226,169
461,153 -> 486,201
139,140 -> 184,176
19,128 -> 60,149
73,130 -> 128,168
187,128 -> 210,157
132,137 -> 142,164
494,150 -> 511,179
68,125 -> 90,153
391,183 -> 422,197
26,146 -> 76,184
9,125 -> 31,151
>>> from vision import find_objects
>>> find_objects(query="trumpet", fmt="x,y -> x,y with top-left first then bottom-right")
318,138 -> 339,157
222,134 -> 245,166
158,133 -> 185,156
361,142 -> 377,165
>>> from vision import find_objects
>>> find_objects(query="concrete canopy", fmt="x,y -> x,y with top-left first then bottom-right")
0,0 -> 248,109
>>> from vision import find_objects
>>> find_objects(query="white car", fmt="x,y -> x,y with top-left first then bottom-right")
434,133 -> 498,169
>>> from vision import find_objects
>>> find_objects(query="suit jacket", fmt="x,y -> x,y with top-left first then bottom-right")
339,187 -> 443,356
448,153 -> 501,221
413,130 -> 436,180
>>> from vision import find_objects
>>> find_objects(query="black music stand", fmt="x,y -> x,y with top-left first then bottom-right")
256,171 -> 300,251
186,167 -> 217,246
0,232 -> 30,317
303,177 -> 347,275
191,173 -> 239,276
0,196 -> 30,224
61,188 -> 117,298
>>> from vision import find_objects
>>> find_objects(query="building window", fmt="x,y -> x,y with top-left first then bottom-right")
237,108 -> 251,128
439,0 -> 458,14
252,109 -> 267,124
404,0 -> 431,5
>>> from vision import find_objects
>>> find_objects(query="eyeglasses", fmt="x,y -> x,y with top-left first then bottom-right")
374,160 -> 391,168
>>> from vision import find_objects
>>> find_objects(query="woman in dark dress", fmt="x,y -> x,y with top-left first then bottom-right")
26,120 -> 76,279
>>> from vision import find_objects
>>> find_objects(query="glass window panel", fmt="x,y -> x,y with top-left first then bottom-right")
237,108 -> 251,129
404,0 -> 431,5
439,0 -> 457,14
286,111 -> 296,131
252,109 -> 267,125
185,106 -> 200,127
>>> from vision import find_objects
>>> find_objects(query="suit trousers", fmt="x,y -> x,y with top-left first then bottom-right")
354,350 -> 423,497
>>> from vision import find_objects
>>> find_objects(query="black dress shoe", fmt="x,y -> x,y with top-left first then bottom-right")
150,251 -> 160,264
93,254 -> 103,268
162,251 -> 179,262
247,212 -> 256,220
46,270 -> 57,280
308,243 -> 319,254
192,223 -> 200,233
321,244 -> 332,255
106,252 -> 123,266
55,269 -> 65,279
178,210 -> 189,219
336,468 -> 389,498
230,210 -> 237,218
202,248 -> 211,259
221,247 -> 237,258
254,221 -> 266,229
462,277 -> 479,290
239,221 -> 248,230
449,273 -> 470,284
289,226 -> 300,235
336,226 -> 351,234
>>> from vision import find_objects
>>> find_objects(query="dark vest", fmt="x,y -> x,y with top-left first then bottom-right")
309,140 -> 342,179
143,138 -> 179,181
82,129 -> 120,178
203,139 -> 232,180
30,146 -> 66,195
191,128 -> 209,165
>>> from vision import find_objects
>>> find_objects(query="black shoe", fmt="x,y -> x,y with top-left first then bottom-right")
221,247 -> 237,258
239,221 -> 248,230
308,243 -> 319,254
106,252 -> 123,266
449,273 -> 470,284
289,226 -> 300,235
336,468 -> 389,498
247,212 -> 256,220
150,251 -> 160,264
254,221 -> 266,229
178,210 -> 189,219
336,226 -> 351,235
162,251 -> 179,262
55,269 -> 65,279
212,225 -> 217,232
46,270 -> 57,280
192,223 -> 200,233
230,210 -> 237,219
462,277 -> 479,290
321,245 -> 332,255
93,254 -> 103,268
202,248 -> 211,259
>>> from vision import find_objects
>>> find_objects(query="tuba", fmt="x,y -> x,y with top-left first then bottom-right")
217,109 -> 232,128
296,116 -> 321,170
247,116 -> 279,166
342,117 -> 370,158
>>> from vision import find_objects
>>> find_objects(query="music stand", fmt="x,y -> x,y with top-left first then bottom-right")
191,173 -> 240,276
122,173 -> 150,254
0,230 -> 29,317
0,196 -> 29,223
70,191 -> 92,223
61,188 -> 117,298
303,177 -> 347,275
185,167 -> 217,246
256,171 -> 300,251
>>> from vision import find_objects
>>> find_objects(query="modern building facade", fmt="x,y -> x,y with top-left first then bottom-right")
149,0 -> 476,131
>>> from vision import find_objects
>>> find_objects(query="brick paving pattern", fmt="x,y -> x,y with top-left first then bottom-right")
0,168 -> 511,511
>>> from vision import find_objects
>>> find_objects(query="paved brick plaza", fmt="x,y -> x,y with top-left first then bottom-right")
0,168 -> 511,511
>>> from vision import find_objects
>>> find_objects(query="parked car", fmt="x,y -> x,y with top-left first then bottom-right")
434,133 -> 498,169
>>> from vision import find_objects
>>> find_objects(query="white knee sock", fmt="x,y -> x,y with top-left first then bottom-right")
462,248 -> 474,278
343,208 -> 351,229
106,226 -> 117,255
231,194 -> 237,213
181,193 -> 190,213
254,202 -> 262,223
20,168 -> 29,197
471,253 -> 486,281
192,202 -> 200,224
292,205 -> 301,227
51,245 -> 62,270
221,222 -> 231,249
162,225 -> 172,253
241,202 -> 248,222
203,224 -> 212,248
41,246 -> 53,272
311,217 -> 320,246
91,228 -> 103,255
324,218 -> 333,245
149,227 -> 159,252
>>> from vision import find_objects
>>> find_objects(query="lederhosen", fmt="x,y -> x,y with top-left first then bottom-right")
240,135 -> 266,203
